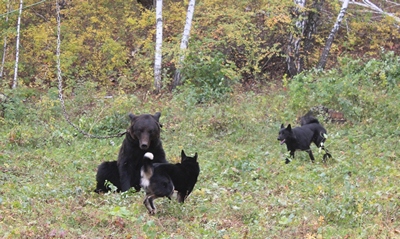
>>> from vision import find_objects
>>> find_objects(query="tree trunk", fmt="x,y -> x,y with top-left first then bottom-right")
137,0 -> 154,10
172,0 -> 196,89
317,0 -> 349,69
0,0 -> 11,79
342,0 -> 400,24
286,0 -> 306,77
303,0 -> 324,68
13,0 -> 23,89
154,0 -> 163,93
286,0 -> 323,76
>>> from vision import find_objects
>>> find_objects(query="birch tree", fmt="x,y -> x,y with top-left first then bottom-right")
154,0 -> 163,93
317,0 -> 349,69
0,0 -> 11,79
12,0 -> 23,89
302,0 -> 323,67
343,0 -> 400,24
172,0 -> 196,89
286,0 -> 323,76
286,0 -> 307,77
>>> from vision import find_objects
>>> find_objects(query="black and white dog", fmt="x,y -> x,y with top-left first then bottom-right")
140,150 -> 200,214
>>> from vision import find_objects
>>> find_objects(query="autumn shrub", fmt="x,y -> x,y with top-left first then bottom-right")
192,1 -> 289,83
90,112 -> 129,135
286,51 -> 400,123
0,87 -> 39,122
179,48 -> 238,103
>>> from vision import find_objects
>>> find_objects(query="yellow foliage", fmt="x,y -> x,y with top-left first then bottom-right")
1,0 -> 399,91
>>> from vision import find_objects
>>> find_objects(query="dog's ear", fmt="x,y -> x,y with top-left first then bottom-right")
153,112 -> 161,122
287,124 -> 292,130
181,150 -> 186,158
194,152 -> 198,161
181,150 -> 187,162
280,124 -> 285,129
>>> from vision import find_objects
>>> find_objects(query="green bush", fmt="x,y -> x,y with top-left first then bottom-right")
91,112 -> 129,135
179,48 -> 238,103
286,51 -> 399,123
0,87 -> 39,122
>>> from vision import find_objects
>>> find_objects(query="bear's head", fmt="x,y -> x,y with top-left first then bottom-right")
127,112 -> 162,150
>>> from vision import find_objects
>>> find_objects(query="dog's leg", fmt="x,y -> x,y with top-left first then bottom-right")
144,195 -> 157,214
177,192 -> 186,203
285,151 -> 295,164
306,149 -> 315,163
148,195 -> 157,214
143,196 -> 152,214
322,147 -> 332,162
320,142 -> 332,162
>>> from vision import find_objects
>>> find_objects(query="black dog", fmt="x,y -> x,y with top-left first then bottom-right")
141,150 -> 200,214
95,161 -> 120,193
140,152 -> 174,214
95,112 -> 167,193
278,112 -> 332,164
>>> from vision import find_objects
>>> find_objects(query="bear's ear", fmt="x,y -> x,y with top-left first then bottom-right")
129,113 -> 136,122
153,112 -> 161,121
280,124 -> 285,129
287,124 -> 292,130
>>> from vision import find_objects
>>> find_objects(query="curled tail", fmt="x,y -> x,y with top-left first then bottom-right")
140,152 -> 154,189
300,111 -> 320,126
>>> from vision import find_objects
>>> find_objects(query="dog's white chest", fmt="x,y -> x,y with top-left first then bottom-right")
140,171 -> 151,189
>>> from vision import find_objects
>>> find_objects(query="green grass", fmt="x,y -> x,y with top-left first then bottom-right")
0,86 -> 399,238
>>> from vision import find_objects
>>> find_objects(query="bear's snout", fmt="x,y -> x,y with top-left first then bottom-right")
137,131 -> 151,150
140,143 -> 149,150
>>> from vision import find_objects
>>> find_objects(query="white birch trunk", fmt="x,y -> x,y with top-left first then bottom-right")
12,0 -> 23,89
0,0 -> 11,79
286,0 -> 306,76
343,0 -> 400,24
172,0 -> 196,89
154,0 -> 163,93
317,0 -> 349,69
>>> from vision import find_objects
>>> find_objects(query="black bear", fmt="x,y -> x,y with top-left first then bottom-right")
95,112 -> 167,193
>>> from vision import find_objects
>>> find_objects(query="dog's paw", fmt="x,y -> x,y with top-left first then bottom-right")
285,158 -> 291,164
149,208 -> 157,215
323,153 -> 332,162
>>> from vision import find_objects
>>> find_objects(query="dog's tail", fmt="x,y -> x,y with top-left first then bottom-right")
140,152 -> 154,189
300,111 -> 320,125
142,152 -> 154,173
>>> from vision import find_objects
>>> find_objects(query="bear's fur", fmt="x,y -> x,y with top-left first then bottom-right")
95,112 -> 167,193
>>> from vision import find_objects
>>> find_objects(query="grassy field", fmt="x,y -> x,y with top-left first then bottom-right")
0,85 -> 399,238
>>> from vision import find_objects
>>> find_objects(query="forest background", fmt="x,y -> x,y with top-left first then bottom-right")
0,0 -> 399,238
1,0 -> 399,91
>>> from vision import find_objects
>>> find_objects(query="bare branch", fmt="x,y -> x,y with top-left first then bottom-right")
341,0 -> 400,23
385,1 -> 400,7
